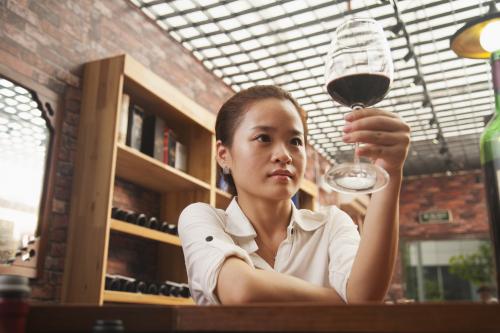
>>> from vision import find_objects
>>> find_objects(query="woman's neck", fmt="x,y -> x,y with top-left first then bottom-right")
236,192 -> 291,240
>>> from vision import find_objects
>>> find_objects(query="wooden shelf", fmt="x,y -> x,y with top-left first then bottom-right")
300,178 -> 319,197
123,55 -> 215,133
110,219 -> 181,247
215,188 -> 232,210
103,290 -> 194,305
115,144 -> 211,193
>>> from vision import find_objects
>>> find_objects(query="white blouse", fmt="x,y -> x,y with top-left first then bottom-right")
178,198 -> 360,305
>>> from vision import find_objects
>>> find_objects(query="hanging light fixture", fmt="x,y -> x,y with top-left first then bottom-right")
450,1 -> 500,59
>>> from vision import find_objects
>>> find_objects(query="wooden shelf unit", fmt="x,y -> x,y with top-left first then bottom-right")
298,178 -> 319,211
103,290 -> 194,305
110,219 -> 181,247
61,54 -> 212,306
62,54 -> 318,306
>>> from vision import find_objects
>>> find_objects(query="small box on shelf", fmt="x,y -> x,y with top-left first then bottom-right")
117,93 -> 130,144
175,141 -> 187,172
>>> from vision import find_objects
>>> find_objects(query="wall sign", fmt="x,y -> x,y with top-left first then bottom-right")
418,210 -> 452,224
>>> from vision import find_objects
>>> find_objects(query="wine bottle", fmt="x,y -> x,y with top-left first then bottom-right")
124,211 -> 136,223
159,283 -> 171,296
112,208 -> 128,221
147,216 -> 159,230
160,221 -> 169,233
165,281 -> 182,297
160,223 -> 178,235
121,279 -> 136,293
135,213 -> 148,226
105,274 -> 121,291
146,282 -> 159,295
481,49 -> 500,297
135,280 -> 147,294
180,284 -> 191,298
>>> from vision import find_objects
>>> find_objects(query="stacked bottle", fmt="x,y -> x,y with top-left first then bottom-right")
111,207 -> 178,236
105,274 -> 190,298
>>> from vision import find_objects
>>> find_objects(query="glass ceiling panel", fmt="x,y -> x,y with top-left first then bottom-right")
130,0 -> 500,176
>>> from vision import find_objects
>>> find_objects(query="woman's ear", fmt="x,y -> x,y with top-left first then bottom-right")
216,140 -> 231,169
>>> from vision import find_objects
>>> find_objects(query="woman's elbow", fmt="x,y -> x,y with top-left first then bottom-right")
219,272 -> 256,304
217,259 -> 257,305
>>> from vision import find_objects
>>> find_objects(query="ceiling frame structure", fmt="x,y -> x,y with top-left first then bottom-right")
130,0 -> 499,177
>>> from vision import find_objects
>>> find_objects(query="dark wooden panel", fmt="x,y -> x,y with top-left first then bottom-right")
27,303 -> 500,333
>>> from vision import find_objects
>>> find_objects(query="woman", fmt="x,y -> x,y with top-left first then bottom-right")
178,85 -> 410,305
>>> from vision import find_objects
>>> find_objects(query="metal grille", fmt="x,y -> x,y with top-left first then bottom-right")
129,0 -> 499,177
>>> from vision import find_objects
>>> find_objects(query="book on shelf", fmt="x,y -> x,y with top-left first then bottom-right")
117,93 -> 130,144
163,128 -> 177,167
126,103 -> 144,151
174,141 -> 187,172
141,114 -> 165,162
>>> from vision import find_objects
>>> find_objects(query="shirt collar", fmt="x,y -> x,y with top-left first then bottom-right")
225,197 -> 327,238
290,200 -> 328,232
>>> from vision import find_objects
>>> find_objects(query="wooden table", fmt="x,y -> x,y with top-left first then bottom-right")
27,302 -> 500,332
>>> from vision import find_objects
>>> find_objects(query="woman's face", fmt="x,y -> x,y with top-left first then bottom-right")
219,97 -> 306,201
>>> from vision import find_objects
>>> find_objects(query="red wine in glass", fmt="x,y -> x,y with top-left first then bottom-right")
327,73 -> 391,108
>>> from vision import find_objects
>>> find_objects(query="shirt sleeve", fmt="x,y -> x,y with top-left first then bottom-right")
327,206 -> 361,303
178,202 -> 254,305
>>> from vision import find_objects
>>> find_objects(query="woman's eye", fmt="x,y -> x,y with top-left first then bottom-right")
256,134 -> 271,142
291,138 -> 303,146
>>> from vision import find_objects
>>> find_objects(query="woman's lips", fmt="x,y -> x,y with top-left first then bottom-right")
269,170 -> 294,181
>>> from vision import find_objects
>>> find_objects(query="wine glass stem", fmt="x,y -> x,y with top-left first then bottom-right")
353,142 -> 360,165
351,104 -> 363,169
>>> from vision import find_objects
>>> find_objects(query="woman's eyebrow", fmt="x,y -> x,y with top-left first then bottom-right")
250,125 -> 303,136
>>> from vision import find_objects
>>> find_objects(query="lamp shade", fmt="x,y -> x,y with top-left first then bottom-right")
450,4 -> 500,59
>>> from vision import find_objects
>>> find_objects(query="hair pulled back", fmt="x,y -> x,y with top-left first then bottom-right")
215,85 -> 308,196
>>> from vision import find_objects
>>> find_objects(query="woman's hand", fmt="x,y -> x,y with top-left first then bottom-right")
342,108 -> 411,176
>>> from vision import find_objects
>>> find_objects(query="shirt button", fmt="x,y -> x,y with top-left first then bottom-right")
205,236 -> 213,242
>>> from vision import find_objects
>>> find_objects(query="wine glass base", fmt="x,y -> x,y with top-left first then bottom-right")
325,162 -> 389,194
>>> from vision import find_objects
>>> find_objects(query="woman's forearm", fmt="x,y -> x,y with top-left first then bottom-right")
217,257 -> 344,304
346,171 -> 402,303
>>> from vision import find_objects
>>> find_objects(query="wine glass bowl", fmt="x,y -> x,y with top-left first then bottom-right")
324,17 -> 394,194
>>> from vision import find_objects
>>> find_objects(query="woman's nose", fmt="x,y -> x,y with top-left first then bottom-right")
272,144 -> 292,164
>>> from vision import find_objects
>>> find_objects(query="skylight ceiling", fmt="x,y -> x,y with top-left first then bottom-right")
130,0 -> 499,177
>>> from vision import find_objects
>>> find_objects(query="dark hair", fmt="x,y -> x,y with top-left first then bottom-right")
215,85 -> 308,196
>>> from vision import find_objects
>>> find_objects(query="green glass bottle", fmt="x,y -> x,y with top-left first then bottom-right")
480,49 -> 500,296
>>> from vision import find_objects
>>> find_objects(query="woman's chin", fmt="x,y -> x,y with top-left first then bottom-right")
263,184 -> 297,200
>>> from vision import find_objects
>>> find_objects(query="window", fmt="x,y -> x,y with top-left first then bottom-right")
403,239 -> 492,302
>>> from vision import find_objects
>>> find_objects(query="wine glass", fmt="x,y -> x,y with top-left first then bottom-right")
324,17 -> 394,194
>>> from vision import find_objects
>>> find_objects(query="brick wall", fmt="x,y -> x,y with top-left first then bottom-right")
0,0 -> 238,302
400,170 -> 488,239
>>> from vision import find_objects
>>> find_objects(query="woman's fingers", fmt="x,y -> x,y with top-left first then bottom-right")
344,107 -> 400,121
356,143 -> 404,160
341,107 -> 411,174
343,130 -> 410,146
343,115 -> 410,133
